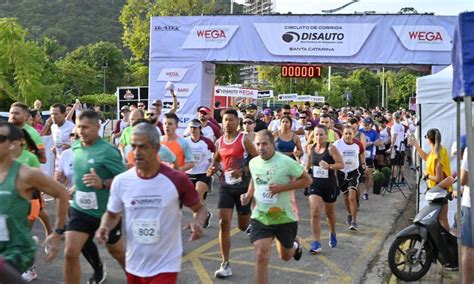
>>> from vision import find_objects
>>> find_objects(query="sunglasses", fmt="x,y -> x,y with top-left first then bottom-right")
152,104 -> 162,107
243,121 -> 254,125
300,116 -> 307,119
424,135 -> 428,139
147,113 -> 155,117
138,105 -> 145,107
282,112 -> 290,115
0,134 -> 8,143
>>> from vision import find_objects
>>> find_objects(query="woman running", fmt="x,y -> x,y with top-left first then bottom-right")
274,115 -> 303,161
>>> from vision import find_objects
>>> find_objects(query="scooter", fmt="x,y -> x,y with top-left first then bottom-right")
388,186 -> 458,281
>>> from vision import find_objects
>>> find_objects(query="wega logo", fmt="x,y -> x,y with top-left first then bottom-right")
182,25 -> 238,49
392,25 -> 452,51
156,68 -> 188,82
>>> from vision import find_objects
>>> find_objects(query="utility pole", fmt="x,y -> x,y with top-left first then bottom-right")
102,63 -> 108,93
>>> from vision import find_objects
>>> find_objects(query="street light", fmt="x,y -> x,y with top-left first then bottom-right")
322,0 -> 359,13
102,63 -> 108,93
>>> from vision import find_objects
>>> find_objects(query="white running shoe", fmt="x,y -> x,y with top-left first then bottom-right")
22,266 -> 38,282
215,262 -> 232,278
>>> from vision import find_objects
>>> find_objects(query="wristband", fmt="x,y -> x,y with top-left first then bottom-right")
54,227 -> 65,235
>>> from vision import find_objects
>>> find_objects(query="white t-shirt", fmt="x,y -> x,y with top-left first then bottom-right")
57,148 -> 74,188
333,139 -> 363,173
183,124 -> 215,142
270,118 -> 303,133
461,149 -> 471,208
185,136 -> 215,175
52,120 -> 75,156
391,122 -> 406,149
107,165 -> 199,277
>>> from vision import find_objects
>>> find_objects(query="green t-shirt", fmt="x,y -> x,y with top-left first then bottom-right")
71,138 -> 126,218
249,152 -> 304,225
119,126 -> 133,147
23,123 -> 44,150
17,150 -> 41,168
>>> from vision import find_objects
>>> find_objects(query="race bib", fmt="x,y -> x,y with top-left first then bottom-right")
133,219 -> 160,244
365,150 -> 372,159
257,185 -> 277,204
224,171 -> 242,185
193,152 -> 202,163
75,191 -> 98,210
313,166 -> 329,178
344,157 -> 356,168
0,215 -> 9,241
378,144 -> 386,151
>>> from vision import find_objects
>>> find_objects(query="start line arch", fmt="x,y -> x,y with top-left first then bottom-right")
149,14 -> 456,124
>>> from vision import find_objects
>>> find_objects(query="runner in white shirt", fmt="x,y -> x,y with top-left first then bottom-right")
96,122 -> 207,284
185,119 -> 216,229
333,126 -> 365,231
270,105 -> 304,135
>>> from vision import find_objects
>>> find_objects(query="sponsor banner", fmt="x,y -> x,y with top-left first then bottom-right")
292,95 -> 325,103
163,83 -> 196,98
254,23 -> 375,56
157,68 -> 188,82
257,90 -> 274,99
392,25 -> 452,51
278,94 -> 299,101
182,25 -> 239,49
214,86 -> 259,99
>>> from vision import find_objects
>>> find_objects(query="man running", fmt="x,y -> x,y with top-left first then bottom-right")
96,122 -> 207,284
333,126 -> 365,230
64,110 -> 126,284
0,122 -> 69,276
359,118 -> 381,200
162,113 -> 195,172
241,130 -> 312,283
207,108 -> 257,278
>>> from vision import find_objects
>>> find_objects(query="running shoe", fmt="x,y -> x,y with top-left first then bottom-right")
349,221 -> 358,231
204,211 -> 213,229
87,263 -> 106,284
22,266 -> 38,282
309,241 -> 322,254
293,240 -> 303,261
215,262 -> 232,278
363,193 -> 369,200
346,215 -> 352,226
329,233 -> 337,248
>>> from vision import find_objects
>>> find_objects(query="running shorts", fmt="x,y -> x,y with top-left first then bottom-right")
338,169 -> 361,194
250,219 -> 298,249
217,185 -> 251,215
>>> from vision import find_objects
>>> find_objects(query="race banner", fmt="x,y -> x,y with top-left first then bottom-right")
292,95 -> 325,103
214,86 -> 259,99
257,90 -> 274,99
392,25 -> 451,51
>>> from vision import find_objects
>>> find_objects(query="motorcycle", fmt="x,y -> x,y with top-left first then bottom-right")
388,186 -> 458,281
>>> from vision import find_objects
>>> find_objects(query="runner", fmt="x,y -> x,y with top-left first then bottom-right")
333,126 -> 365,231
8,102 -> 46,163
270,105 -> 304,135
306,125 -> 344,253
274,116 -> 303,161
359,118 -> 381,200
242,115 -> 256,142
42,103 -> 75,158
96,122 -> 207,284
240,130 -> 312,283
318,113 -> 340,143
161,113 -> 195,172
64,110 -> 126,284
185,119 -> 216,228
0,122 -> 69,275
207,108 -> 257,278
119,109 -> 145,158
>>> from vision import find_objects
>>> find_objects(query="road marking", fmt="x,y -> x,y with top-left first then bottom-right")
201,245 -> 255,256
354,228 -> 384,263
182,227 -> 241,262
190,258 -> 213,284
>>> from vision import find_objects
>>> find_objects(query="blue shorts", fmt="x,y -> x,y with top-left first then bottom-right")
461,206 -> 474,247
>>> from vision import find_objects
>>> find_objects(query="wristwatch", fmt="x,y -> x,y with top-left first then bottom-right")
54,227 -> 66,235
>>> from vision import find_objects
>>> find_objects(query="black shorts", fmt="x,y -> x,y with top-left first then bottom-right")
376,144 -> 390,156
308,182 -> 339,203
391,151 -> 405,166
187,173 -> 212,188
365,158 -> 375,168
66,207 -> 122,245
250,219 -> 298,249
217,185 -> 251,215
338,169 -> 361,194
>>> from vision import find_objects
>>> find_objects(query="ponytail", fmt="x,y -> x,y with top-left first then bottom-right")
434,129 -> 442,158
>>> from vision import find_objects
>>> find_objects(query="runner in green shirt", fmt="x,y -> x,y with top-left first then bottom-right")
65,110 -> 126,284
241,130 -> 312,284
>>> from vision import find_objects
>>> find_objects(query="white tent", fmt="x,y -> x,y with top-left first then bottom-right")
416,65 -> 466,225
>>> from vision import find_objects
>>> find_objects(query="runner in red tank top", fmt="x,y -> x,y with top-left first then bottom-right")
207,109 -> 257,279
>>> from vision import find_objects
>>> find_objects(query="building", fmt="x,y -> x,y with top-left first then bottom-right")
240,0 -> 275,87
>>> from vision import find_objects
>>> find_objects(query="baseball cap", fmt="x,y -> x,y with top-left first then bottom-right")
394,112 -> 401,118
188,119 -> 202,128
246,103 -> 257,110
263,108 -> 272,116
152,99 -> 162,106
120,105 -> 130,112
198,106 -> 211,114
363,118 -> 373,125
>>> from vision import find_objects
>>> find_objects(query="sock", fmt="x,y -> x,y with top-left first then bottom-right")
293,241 -> 299,250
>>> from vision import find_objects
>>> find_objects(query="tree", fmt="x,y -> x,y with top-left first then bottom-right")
0,18 -> 56,106
120,0 -> 217,62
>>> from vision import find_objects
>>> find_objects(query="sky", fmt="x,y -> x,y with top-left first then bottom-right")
234,0 -> 473,16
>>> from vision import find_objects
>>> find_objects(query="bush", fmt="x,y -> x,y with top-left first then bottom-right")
381,167 -> 392,186
373,170 -> 385,194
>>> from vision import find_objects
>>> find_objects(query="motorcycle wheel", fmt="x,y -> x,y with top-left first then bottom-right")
388,235 -> 433,281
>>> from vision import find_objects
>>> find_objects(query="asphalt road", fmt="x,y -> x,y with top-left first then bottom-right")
30,175 -> 412,284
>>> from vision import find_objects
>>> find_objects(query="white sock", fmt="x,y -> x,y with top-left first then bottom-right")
293,241 -> 299,250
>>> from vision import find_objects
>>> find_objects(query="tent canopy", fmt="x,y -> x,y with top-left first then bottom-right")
417,65 -> 453,104
452,12 -> 474,99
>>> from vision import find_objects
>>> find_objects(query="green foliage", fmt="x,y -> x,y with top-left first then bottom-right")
78,93 -> 117,107
124,60 -> 149,86
0,0 -> 126,51
216,65 -> 241,85
381,167 -> 392,179
373,171 -> 386,183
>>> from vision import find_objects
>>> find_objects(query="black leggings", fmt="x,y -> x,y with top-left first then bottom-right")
82,234 -> 102,271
